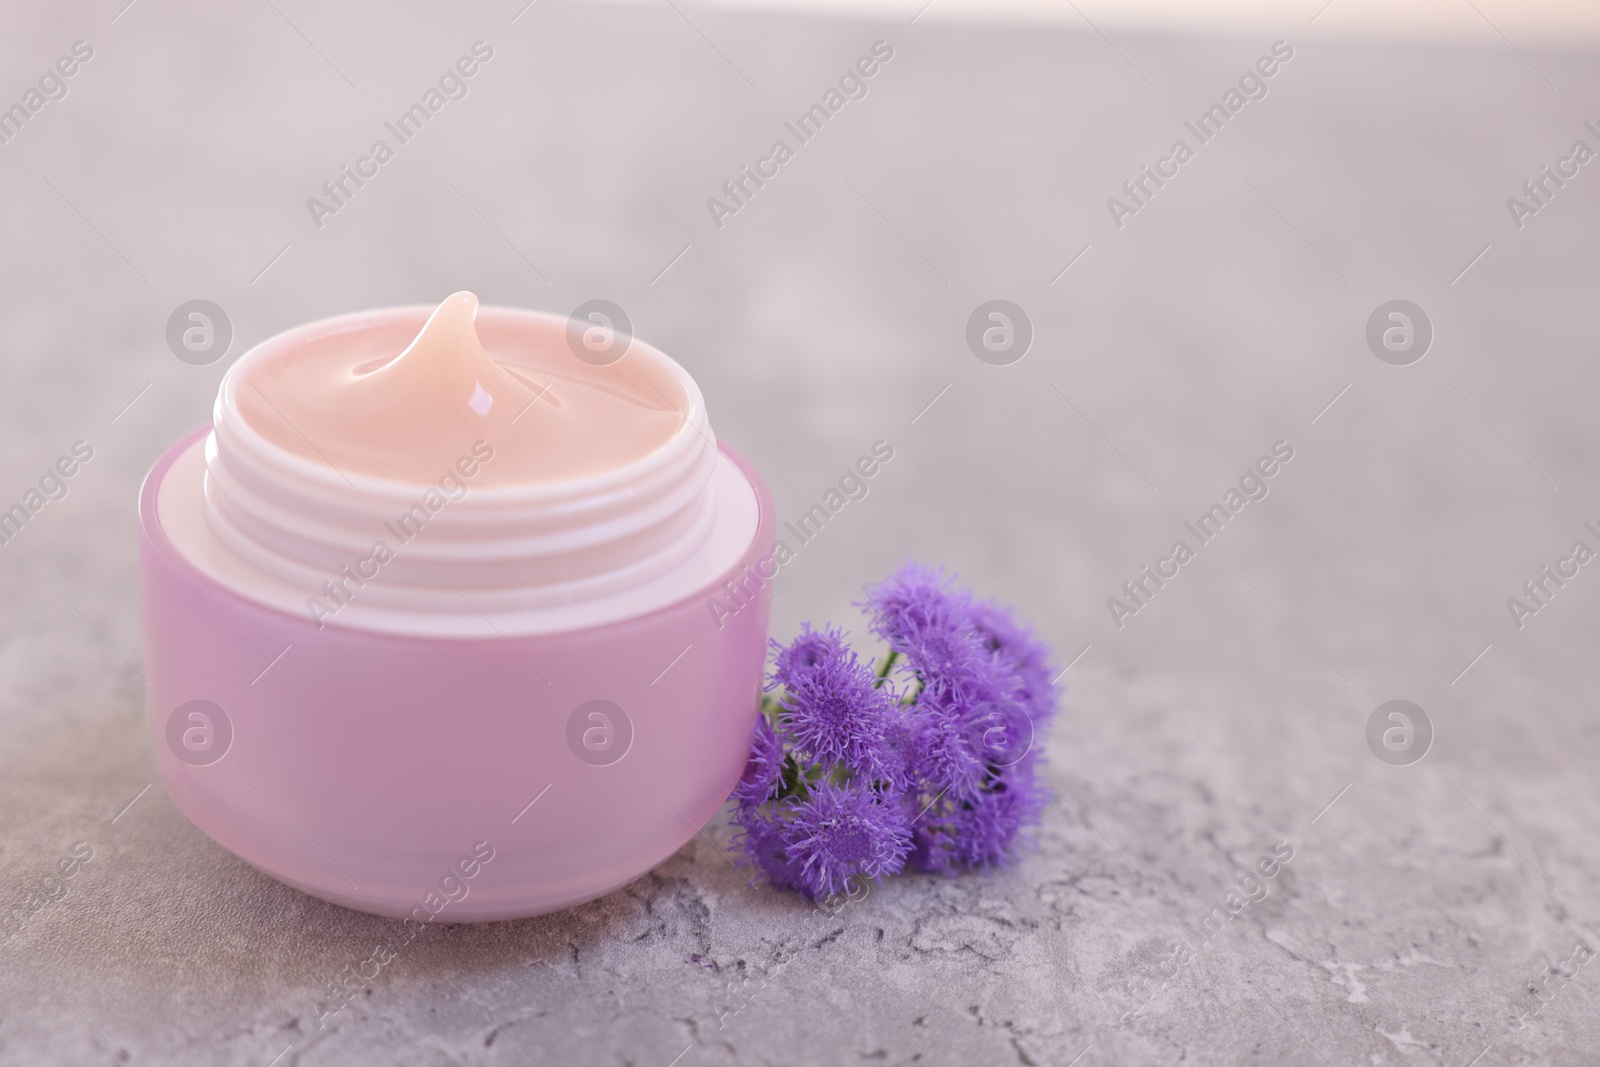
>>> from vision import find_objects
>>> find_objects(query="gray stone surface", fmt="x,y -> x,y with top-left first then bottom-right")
3,2 -> 1600,1064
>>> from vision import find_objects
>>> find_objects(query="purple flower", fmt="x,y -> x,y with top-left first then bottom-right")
770,624 -> 845,691
733,561 -> 1058,895
903,702 -> 989,800
905,813 -> 957,875
733,806 -> 807,892
970,694 -> 1036,768
732,714 -> 786,807
955,760 -> 1049,867
784,780 -> 911,898
908,758 -> 1047,873
775,628 -> 904,784
863,563 -> 971,658
864,563 -> 998,708
862,562 -> 968,643
968,597 -> 1058,727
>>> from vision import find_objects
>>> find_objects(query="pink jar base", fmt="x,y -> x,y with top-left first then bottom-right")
140,425 -> 775,921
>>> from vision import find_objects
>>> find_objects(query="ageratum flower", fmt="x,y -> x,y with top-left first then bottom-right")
733,806 -> 807,892
901,702 -> 989,801
730,562 -> 1058,895
784,780 -> 911,899
968,597 -> 1059,728
909,755 -> 1049,873
769,623 -> 845,691
731,714 -> 786,808
863,563 -> 991,705
867,564 -> 1031,776
774,626 -> 904,785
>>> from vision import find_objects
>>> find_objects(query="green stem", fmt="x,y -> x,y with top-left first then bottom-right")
874,649 -> 899,686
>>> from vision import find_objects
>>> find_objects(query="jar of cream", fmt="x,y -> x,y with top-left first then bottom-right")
139,292 -> 775,920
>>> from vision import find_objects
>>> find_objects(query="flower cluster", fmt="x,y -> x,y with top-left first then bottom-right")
731,562 -> 1058,898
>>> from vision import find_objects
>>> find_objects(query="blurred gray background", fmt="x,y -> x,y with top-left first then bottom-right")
4,0 -> 1600,1063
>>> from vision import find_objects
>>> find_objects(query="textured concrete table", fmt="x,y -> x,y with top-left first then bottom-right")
2,2 -> 1599,1064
